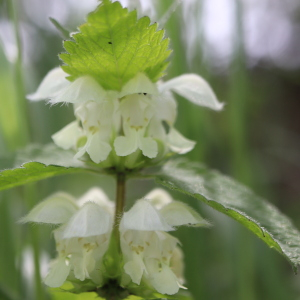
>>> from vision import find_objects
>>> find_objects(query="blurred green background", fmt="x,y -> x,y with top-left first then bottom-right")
1,0 -> 300,299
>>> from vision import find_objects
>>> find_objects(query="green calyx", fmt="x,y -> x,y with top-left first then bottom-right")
60,0 -> 171,91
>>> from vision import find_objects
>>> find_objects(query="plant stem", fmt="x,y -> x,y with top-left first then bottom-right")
114,172 -> 126,234
103,173 -> 126,279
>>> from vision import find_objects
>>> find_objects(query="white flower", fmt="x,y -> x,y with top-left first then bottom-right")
27,68 -> 223,166
120,188 -> 210,295
21,188 -> 114,287
21,186 -> 210,295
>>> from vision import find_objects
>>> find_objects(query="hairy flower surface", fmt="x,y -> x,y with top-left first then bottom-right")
28,69 -> 223,167
120,188 -> 210,295
21,188 -> 114,287
21,187 -> 209,296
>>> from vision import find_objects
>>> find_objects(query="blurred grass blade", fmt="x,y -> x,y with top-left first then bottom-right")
0,283 -> 18,300
6,0 -> 30,147
154,159 -> 300,272
158,0 -> 182,28
49,17 -> 71,39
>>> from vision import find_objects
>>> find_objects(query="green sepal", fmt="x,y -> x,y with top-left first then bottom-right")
102,228 -> 123,279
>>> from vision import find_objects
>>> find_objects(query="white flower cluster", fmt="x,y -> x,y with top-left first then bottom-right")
28,69 -> 223,167
21,189 -> 114,287
21,188 -> 209,295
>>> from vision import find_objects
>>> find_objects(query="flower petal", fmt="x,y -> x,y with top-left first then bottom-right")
75,100 -> 116,128
138,136 -> 158,158
120,94 -> 153,128
160,201 -> 211,227
27,67 -> 69,101
20,192 -> 78,224
144,188 -> 173,210
121,200 -> 173,231
154,92 -> 177,124
159,74 -> 224,111
74,144 -> 87,160
170,247 -> 185,284
167,127 -> 196,154
71,253 -> 93,281
50,76 -> 108,104
62,202 -> 112,238
124,259 -> 145,285
119,73 -> 159,97
86,133 -> 112,163
44,257 -> 71,288
145,258 -> 179,295
51,121 -> 83,150
114,125 -> 139,156
147,118 -> 166,141
77,188 -> 113,213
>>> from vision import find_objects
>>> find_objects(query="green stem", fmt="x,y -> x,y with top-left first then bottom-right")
113,172 -> 126,241
104,172 -> 126,279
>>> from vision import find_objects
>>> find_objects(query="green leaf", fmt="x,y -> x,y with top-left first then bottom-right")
14,143 -> 86,168
48,282 -> 192,300
60,0 -> 171,91
0,144 -> 98,192
49,290 -> 102,300
0,162 -> 85,192
154,159 -> 300,272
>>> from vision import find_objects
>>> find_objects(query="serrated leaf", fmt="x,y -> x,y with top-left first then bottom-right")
154,159 -> 300,272
14,143 -> 85,168
0,162 -> 85,192
0,144 -> 98,192
60,0 -> 171,91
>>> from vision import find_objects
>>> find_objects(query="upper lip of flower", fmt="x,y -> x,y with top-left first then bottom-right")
27,68 -> 224,164
120,188 -> 211,232
27,67 -> 224,111
20,187 -> 115,238
20,188 -> 115,288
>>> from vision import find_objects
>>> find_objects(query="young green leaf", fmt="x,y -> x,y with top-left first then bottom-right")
154,159 -> 300,273
60,0 -> 171,91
